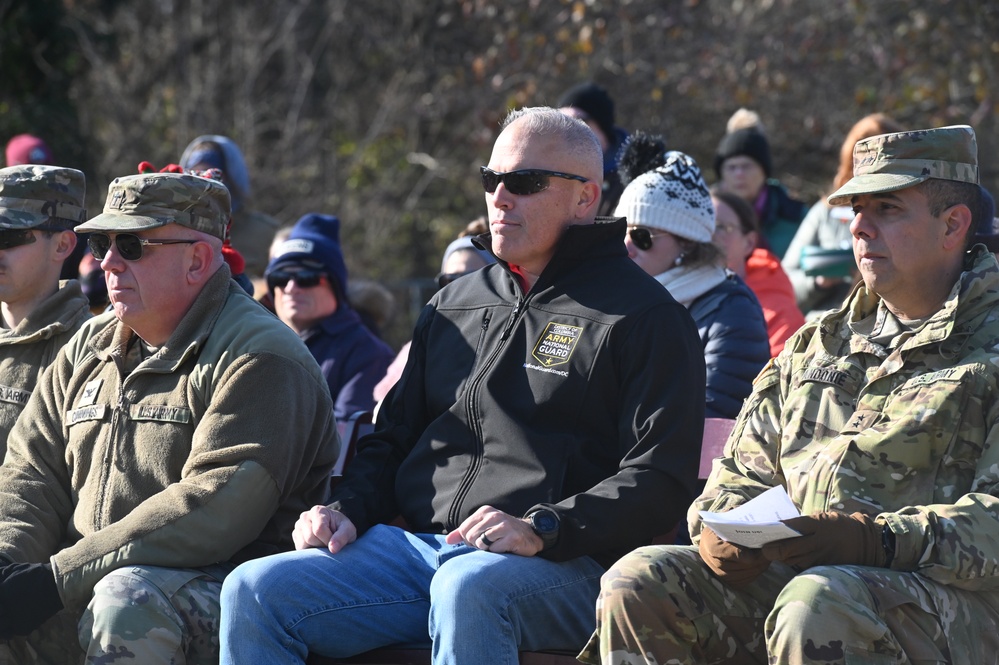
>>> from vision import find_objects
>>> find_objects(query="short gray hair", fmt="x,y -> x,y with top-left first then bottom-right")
501,107 -> 603,178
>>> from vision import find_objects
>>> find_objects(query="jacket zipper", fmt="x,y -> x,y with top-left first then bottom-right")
93,343 -> 196,531
446,294 -> 530,528
500,300 -> 523,341
95,359 -> 128,531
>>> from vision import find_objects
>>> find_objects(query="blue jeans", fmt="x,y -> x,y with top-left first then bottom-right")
220,524 -> 605,665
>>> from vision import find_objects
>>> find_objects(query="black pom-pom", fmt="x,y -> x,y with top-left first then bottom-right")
617,132 -> 669,187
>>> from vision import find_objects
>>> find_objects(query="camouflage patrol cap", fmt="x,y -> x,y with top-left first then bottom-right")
0,165 -> 86,230
76,172 -> 230,239
828,125 -> 978,206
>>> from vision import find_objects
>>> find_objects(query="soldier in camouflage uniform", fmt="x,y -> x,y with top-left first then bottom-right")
579,125 -> 999,664
0,165 -> 90,454
0,171 -> 338,664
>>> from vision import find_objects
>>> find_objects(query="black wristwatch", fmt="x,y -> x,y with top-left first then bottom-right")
526,508 -> 560,551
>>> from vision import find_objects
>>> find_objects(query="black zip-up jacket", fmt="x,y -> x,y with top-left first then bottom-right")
330,217 -> 705,566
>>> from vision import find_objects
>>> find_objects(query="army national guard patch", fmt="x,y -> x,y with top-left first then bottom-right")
531,322 -> 583,368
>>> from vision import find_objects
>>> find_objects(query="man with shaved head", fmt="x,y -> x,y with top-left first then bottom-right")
220,107 -> 705,664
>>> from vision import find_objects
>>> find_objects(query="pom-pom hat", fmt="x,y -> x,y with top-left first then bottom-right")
614,150 -> 715,243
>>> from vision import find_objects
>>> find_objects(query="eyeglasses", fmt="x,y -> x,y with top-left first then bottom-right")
480,167 -> 588,196
88,233 -> 198,261
0,226 -> 66,251
713,223 -> 743,236
267,269 -> 325,291
627,227 -> 673,251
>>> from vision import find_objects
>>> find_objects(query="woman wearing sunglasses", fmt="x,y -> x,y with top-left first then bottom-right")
615,137 -> 770,420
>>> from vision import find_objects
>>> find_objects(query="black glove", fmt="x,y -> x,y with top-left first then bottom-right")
0,563 -> 64,639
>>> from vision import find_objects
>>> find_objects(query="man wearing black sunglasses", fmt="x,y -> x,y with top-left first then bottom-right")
0,170 -> 338,663
0,165 -> 91,455
221,107 -> 705,665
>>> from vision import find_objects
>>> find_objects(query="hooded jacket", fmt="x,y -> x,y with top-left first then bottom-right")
331,218 -> 705,567
0,280 -> 90,453
692,247 -> 999,591
179,135 -> 280,278
0,266 -> 338,608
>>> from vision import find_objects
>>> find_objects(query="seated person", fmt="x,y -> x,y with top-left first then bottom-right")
435,234 -> 495,288
713,120 -> 807,259
0,169 -> 338,663
711,189 -> 804,356
266,213 -> 394,420
580,125 -> 999,664
179,134 -> 280,279
0,165 -> 91,452
218,106 -> 705,664
616,134 -> 770,418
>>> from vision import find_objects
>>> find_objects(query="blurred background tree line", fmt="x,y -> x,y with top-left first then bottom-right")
2,0 -> 997,347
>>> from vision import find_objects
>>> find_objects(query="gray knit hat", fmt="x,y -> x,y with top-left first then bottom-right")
614,151 -> 715,242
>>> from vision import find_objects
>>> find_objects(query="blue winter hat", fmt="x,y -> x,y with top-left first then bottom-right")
267,213 -> 349,298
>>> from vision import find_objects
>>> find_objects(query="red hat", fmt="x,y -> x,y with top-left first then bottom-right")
5,134 -> 53,166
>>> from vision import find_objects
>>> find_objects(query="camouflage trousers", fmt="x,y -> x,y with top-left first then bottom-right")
0,564 -> 228,665
577,545 -> 999,665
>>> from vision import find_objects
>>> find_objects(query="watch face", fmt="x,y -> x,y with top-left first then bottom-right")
533,511 -> 559,534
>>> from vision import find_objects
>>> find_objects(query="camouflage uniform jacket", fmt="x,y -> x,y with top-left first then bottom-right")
0,280 -> 90,453
0,265 -> 339,608
691,246 -> 999,591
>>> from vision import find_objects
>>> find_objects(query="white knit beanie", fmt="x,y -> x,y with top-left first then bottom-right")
614,151 -> 715,243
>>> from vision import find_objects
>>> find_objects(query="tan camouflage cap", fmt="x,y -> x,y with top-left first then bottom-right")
0,165 -> 86,230
76,172 -> 231,239
828,125 -> 978,206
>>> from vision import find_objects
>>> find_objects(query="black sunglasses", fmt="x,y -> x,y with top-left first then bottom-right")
480,167 -> 588,196
267,269 -> 325,290
88,233 -> 198,261
627,227 -> 673,251
0,228 -> 40,251
0,226 -> 68,251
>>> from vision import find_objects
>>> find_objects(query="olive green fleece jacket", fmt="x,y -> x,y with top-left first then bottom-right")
0,266 -> 339,608
0,280 -> 90,454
